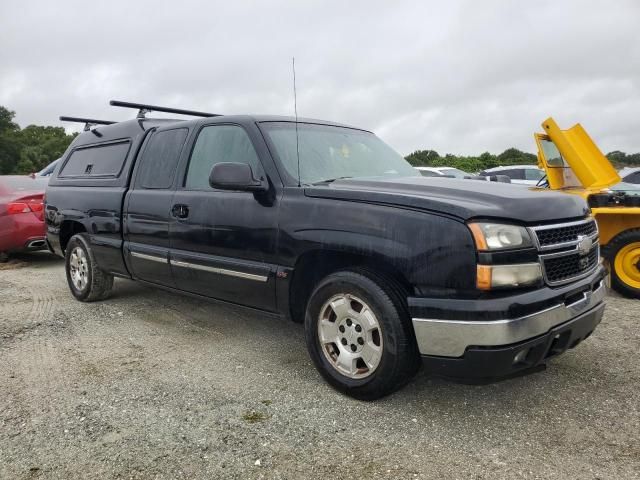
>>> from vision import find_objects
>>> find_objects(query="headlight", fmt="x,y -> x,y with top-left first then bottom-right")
468,222 -> 533,251
477,263 -> 542,290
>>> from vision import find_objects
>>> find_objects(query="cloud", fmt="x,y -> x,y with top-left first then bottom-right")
1,0 -> 639,155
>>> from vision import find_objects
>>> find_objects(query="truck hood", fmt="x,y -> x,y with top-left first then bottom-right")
304,176 -> 589,223
539,117 -> 621,190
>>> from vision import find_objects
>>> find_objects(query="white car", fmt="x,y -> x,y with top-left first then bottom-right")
478,165 -> 545,185
414,166 -> 469,178
619,167 -> 640,184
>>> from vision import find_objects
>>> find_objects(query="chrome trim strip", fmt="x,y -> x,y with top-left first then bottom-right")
131,251 -> 168,263
539,243 -> 600,286
170,259 -> 268,282
412,280 -> 605,357
530,216 -> 597,232
538,241 -> 599,260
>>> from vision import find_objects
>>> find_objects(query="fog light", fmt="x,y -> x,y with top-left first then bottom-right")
513,349 -> 529,365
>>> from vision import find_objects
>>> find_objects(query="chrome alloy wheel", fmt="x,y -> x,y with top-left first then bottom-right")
69,246 -> 89,291
317,293 -> 383,379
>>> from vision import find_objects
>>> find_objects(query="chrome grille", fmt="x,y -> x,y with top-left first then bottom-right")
530,218 -> 600,286
535,220 -> 597,248
541,245 -> 599,284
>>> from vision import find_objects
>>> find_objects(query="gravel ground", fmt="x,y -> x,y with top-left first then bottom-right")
1,252 -> 639,480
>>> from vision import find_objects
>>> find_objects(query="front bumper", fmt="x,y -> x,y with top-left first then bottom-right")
410,266 -> 606,379
422,301 -> 604,380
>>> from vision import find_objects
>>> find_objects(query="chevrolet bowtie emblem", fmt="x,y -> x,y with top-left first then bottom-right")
576,235 -> 593,256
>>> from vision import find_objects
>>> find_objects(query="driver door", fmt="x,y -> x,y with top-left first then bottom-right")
168,123 -> 279,311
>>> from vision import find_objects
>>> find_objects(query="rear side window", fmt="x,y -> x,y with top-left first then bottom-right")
136,128 -> 189,189
627,172 -> 640,184
60,141 -> 130,178
185,125 -> 263,190
506,169 -> 525,180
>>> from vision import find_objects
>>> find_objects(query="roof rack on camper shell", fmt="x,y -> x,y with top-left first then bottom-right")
59,116 -> 117,131
109,100 -> 221,119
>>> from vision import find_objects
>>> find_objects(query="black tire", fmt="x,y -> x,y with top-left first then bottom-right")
604,228 -> 640,299
65,234 -> 114,302
0,252 -> 8,263
304,269 -> 420,400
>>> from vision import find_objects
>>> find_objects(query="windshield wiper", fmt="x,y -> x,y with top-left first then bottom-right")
311,176 -> 353,185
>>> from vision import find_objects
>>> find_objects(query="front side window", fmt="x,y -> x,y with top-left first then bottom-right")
185,125 -> 262,190
137,128 -> 188,189
260,122 -> 418,185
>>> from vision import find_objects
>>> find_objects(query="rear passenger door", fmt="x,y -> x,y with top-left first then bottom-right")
169,123 -> 279,311
124,127 -> 189,287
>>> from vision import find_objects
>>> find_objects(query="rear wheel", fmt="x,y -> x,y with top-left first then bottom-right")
606,229 -> 640,299
65,234 -> 114,302
304,269 -> 420,400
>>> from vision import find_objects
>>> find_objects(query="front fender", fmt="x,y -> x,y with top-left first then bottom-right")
279,191 -> 477,294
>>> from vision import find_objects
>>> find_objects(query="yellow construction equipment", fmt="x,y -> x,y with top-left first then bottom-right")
535,118 -> 640,298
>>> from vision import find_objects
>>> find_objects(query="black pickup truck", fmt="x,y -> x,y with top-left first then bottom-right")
45,101 -> 606,399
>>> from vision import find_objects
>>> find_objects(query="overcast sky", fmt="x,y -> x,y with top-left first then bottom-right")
1,0 -> 639,156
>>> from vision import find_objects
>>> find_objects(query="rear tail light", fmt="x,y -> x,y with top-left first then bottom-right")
7,197 -> 44,219
7,202 -> 31,214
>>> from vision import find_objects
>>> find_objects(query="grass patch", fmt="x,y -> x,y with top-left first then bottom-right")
242,410 -> 270,423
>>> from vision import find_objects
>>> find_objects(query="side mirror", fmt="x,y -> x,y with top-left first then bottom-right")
209,162 -> 266,192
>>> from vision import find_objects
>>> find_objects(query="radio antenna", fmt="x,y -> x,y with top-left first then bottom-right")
293,57 -> 301,187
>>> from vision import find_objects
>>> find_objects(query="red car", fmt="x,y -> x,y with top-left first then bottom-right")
0,175 -> 48,261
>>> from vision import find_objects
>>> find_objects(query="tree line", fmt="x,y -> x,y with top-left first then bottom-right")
406,147 -> 640,173
0,106 -> 77,175
0,104 -> 638,175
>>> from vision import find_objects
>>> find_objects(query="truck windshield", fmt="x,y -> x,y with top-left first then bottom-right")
260,122 -> 419,185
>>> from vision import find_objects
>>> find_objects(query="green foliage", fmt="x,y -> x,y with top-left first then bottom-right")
406,148 -> 506,173
0,106 -> 77,175
606,150 -> 640,169
407,145 -> 639,174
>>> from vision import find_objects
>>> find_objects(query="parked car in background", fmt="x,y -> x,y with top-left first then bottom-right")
619,167 -> 640,184
479,165 -> 545,185
0,175 -> 48,262
414,166 -> 469,178
36,158 -> 60,177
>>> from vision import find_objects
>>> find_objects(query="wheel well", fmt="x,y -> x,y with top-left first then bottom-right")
288,250 -> 413,323
59,221 -> 86,253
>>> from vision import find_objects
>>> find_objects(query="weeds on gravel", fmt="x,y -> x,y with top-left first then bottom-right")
242,411 -> 270,423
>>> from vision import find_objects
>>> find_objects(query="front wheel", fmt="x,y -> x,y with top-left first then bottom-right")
65,234 -> 114,302
304,269 -> 420,400
606,229 -> 640,299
